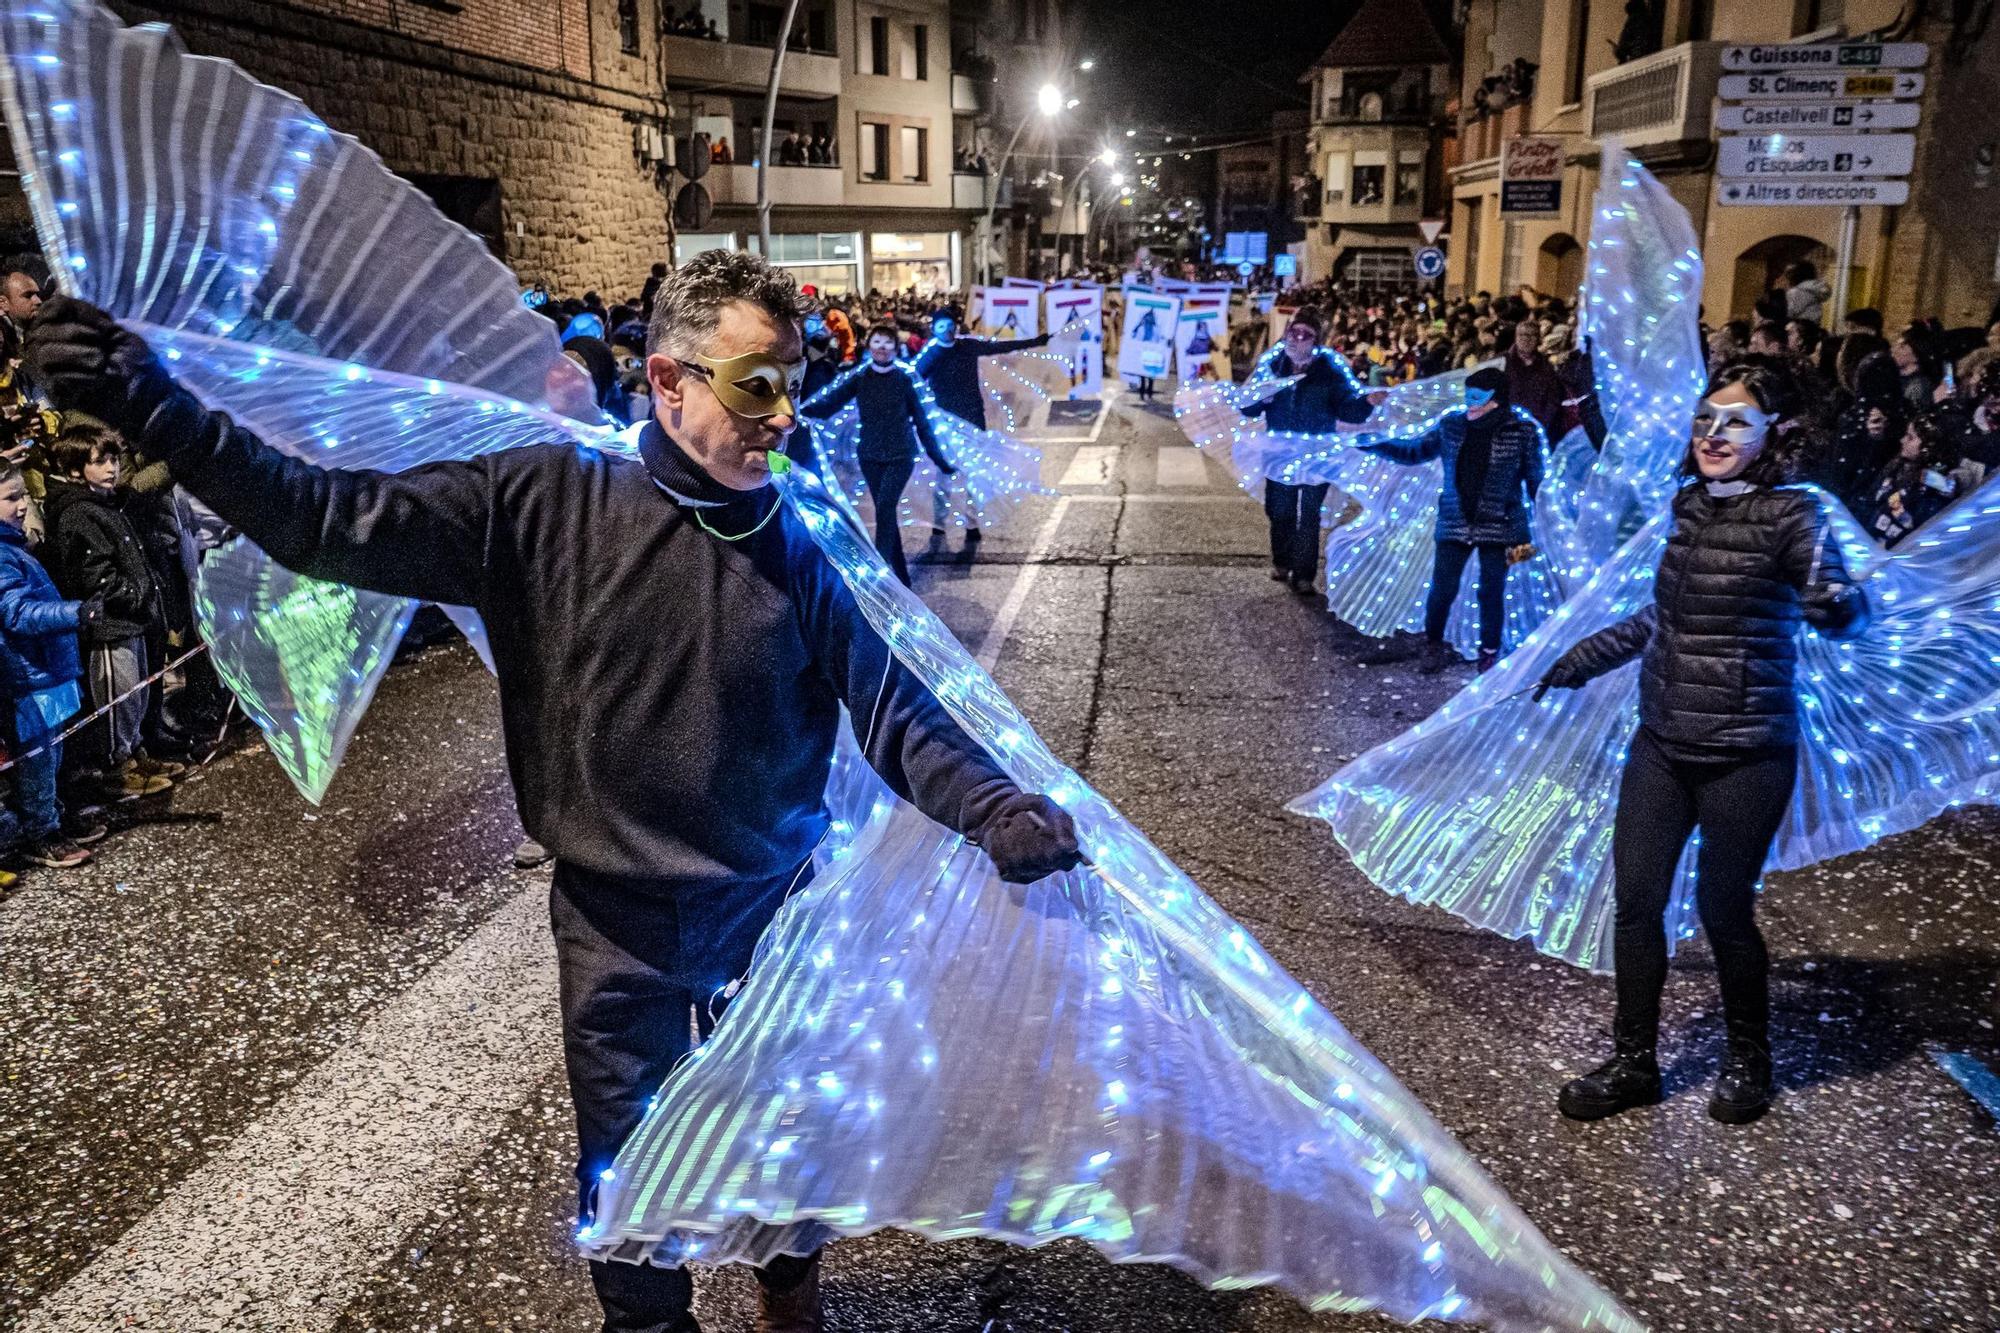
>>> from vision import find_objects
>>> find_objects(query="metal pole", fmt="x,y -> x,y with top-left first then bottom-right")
756,0 -> 805,257
1830,203 -> 1858,324
980,113 -> 1034,286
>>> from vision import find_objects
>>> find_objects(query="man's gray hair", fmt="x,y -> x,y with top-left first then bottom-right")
646,249 -> 804,358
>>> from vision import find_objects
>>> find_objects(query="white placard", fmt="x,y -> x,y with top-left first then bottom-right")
1718,179 -> 1910,207
1716,102 -> 1921,132
1171,284 -> 1232,382
972,286 -> 1040,338
1718,132 -> 1915,179
1044,285 -> 1104,398
1117,289 -> 1179,382
1721,42 -> 1928,71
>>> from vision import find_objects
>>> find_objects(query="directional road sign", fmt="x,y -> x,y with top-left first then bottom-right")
1718,71 -> 1925,102
1721,41 -> 1928,71
1718,179 -> 1910,207
1715,101 -> 1921,132
1718,132 -> 1916,180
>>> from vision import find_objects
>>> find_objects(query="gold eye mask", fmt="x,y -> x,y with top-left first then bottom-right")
686,350 -> 807,419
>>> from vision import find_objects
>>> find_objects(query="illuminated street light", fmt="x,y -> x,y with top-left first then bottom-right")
1098,147 -> 1117,166
1111,171 -> 1125,187
1037,83 -> 1062,117
983,83 -> 1072,282
1125,128 -> 1136,138
1078,57 -> 1095,70
1066,97 -> 1080,109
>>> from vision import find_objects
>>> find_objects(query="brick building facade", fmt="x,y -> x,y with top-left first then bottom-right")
65,0 -> 677,295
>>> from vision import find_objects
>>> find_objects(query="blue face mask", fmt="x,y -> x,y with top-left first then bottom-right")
803,314 -> 826,340
1465,387 -> 1496,408
933,318 -> 956,341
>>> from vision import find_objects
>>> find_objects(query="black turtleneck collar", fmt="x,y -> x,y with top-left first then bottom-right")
636,418 -> 776,528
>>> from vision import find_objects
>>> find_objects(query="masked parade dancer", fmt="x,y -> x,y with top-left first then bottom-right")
802,322 -> 956,586
1535,360 -> 1866,1126
23,256 -> 1083,1333
1240,306 -> 1385,595
914,303 -> 1050,549
1357,366 -> 1544,672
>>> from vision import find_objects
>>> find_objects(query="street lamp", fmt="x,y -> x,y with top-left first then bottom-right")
1078,57 -> 1096,71
981,83 -> 1070,284
1097,147 -> 1117,166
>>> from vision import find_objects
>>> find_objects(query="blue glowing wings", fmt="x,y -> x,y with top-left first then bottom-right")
801,355 -> 1050,534
0,4 -> 1643,1324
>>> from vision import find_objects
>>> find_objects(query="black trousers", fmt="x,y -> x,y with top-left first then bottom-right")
1264,481 -> 1329,580
860,456 -> 915,586
1424,539 -> 1509,652
1610,728 -> 1798,1053
553,859 -> 817,1332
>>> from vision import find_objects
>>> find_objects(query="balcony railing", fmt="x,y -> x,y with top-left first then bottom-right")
951,172 -> 991,210
1586,40 -> 1724,151
699,163 -> 846,208
662,34 -> 841,97
950,73 -> 986,114
1456,101 -> 1530,166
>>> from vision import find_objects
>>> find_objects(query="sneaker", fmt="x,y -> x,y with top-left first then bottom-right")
1416,640 -> 1456,675
964,526 -> 982,544
0,867 -> 18,892
21,838 -> 92,869
131,752 -> 187,780
1288,574 -> 1319,597
754,1251 -> 822,1333
513,838 -> 554,869
1269,566 -> 1290,582
1709,1039 -> 1773,1124
100,763 -> 172,802
63,816 -> 109,846
1558,1048 -> 1663,1121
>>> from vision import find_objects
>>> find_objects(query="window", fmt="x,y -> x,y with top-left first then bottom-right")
900,125 -> 928,181
861,120 -> 890,180
1688,0 -> 1714,38
1501,219 -> 1526,290
1351,163 -> 1385,207
868,16 -> 889,75
914,25 -> 928,80
895,24 -> 918,79
1323,151 -> 1348,204
1395,152 -> 1423,207
673,232 -> 737,264
1800,0 -> 1844,33
1566,0 -> 1592,104
1012,0 -> 1045,41
617,0 -> 639,54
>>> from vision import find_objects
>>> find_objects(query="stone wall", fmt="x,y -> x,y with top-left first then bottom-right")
98,0 -> 673,297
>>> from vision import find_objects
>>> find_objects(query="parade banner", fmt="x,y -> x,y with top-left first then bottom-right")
1172,284 -> 1232,382
1045,284 -> 1104,398
1001,276 -> 1047,292
973,285 -> 1040,339
1117,287 -> 1179,382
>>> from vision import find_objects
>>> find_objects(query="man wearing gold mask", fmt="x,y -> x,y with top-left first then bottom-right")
24,249 -> 1084,1333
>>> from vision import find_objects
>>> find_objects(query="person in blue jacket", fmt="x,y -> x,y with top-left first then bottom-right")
1362,365 -> 1544,672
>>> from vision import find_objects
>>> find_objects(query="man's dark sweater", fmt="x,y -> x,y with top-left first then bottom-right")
1242,347 -> 1376,433
803,362 -> 949,466
136,388 -> 1016,885
915,333 -> 1051,428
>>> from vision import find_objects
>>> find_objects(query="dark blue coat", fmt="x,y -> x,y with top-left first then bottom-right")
0,526 -> 83,696
1368,406 -> 1546,545
1243,347 -> 1376,434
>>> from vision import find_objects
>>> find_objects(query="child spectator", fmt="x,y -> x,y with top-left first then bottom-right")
40,424 -> 174,802
0,460 -> 105,865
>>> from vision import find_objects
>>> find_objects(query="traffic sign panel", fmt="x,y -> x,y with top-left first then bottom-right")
1722,41 -> 1927,71
1718,71 -> 1925,100
1718,179 -> 1910,207
1718,132 -> 1916,179
1413,247 -> 1446,279
1716,102 -> 1921,132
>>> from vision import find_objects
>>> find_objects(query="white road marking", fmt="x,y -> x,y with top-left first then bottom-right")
977,496 -> 1072,671
1154,446 -> 1211,489
24,884 -> 560,1333
1057,445 -> 1118,489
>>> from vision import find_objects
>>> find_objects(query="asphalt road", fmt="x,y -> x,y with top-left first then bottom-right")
3,393 -> 1998,1333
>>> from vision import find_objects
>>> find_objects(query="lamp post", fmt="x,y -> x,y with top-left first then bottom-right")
979,82 -> 1065,285
1053,147 -> 1117,277
1086,171 -> 1127,266
755,0 -> 805,256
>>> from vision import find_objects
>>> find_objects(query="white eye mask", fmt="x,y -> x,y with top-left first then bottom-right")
1692,397 -> 1774,444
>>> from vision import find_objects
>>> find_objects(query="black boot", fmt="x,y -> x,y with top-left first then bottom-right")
1416,639 -> 1455,675
1709,1037 -> 1772,1124
1558,1047 -> 1662,1121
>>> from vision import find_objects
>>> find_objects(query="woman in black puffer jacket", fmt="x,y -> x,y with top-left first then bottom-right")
1537,358 -> 1869,1127
1363,365 -> 1545,673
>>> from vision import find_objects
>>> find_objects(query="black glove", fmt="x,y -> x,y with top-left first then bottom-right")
972,792 -> 1084,884
1532,654 -> 1588,702
1802,583 -> 1860,633
932,455 -> 958,477
22,296 -> 178,438
75,596 -> 106,630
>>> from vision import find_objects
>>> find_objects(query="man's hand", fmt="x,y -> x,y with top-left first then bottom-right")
1532,654 -> 1587,702
23,297 -> 173,434
1803,583 -> 1860,632
76,596 -> 106,630
1366,390 -> 1389,407
1506,543 -> 1537,566
973,792 -> 1084,884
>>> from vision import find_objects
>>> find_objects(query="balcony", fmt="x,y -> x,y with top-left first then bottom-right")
951,73 -> 987,115
662,34 -> 840,97
1585,40 -> 1724,153
952,172 -> 992,211
698,163 -> 847,208
1456,101 -> 1530,168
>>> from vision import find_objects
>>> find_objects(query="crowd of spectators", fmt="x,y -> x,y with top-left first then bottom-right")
665,5 -> 720,39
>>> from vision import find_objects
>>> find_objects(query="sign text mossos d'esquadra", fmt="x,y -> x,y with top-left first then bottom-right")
1717,71 -> 1925,101
1714,102 -> 1921,133
1720,42 -> 1928,71
1717,132 -> 1915,180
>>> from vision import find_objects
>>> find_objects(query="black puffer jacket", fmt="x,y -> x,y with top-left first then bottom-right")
1365,406 -> 1545,545
41,477 -> 159,643
1557,482 -> 1867,750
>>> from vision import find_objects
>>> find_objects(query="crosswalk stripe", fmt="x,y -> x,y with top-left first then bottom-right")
1057,445 -> 1118,489
1154,447 -> 1211,489
25,884 -> 560,1332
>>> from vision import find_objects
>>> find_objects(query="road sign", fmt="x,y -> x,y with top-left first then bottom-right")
1716,102 -> 1921,132
1235,260 -> 1255,279
1718,179 -> 1910,207
1500,135 -> 1564,217
1721,41 -> 1928,71
1718,71 -> 1925,101
1413,247 -> 1446,280
1418,218 -> 1446,243
1718,132 -> 1916,179
1272,253 -> 1297,277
